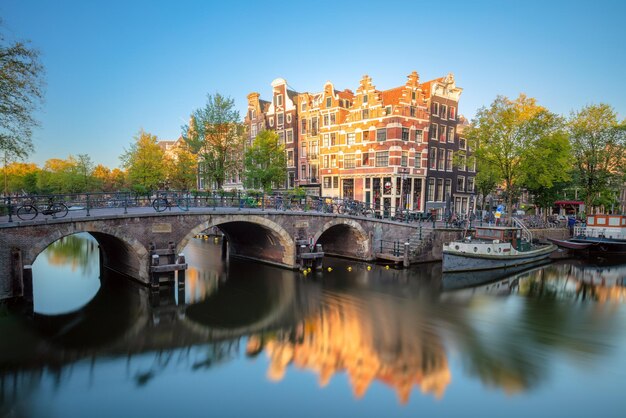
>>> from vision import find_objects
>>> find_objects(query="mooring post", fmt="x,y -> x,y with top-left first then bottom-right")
403,242 -> 410,268
314,244 -> 323,270
177,253 -> 186,286
22,265 -> 33,305
151,254 -> 160,289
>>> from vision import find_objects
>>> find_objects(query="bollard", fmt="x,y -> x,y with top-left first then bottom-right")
150,254 -> 160,289
403,242 -> 410,268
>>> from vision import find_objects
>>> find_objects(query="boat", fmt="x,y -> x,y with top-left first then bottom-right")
551,214 -> 626,256
442,223 -> 556,273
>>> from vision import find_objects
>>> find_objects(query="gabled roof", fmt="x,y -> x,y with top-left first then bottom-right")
420,77 -> 444,98
381,86 -> 404,106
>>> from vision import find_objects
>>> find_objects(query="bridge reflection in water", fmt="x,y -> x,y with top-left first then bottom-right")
1,234 -> 626,417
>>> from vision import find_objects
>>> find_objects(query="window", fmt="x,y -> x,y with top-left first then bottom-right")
448,127 -> 454,143
330,113 -> 336,125
287,114 -> 292,124
429,148 -> 437,169
410,106 -> 416,117
362,152 -> 370,166
278,131 -> 285,144
449,106 -> 456,120
385,106 -> 392,115
301,142 -> 306,158
344,154 -> 355,169
444,179 -> 451,200
323,114 -> 330,127
323,134 -> 330,147
414,151 -> 421,168
457,176 -> 465,192
430,123 -> 438,139
333,176 -> 339,189
446,150 -> 453,171
301,101 -> 307,112
432,102 -> 439,116
438,148 -> 445,170
363,94 -> 368,103
440,125 -> 447,142
459,137 -> 466,150
326,97 -> 332,108
301,119 -> 307,135
330,133 -> 337,146
323,176 -> 332,189
469,156 -> 476,172
441,105 -> 447,120
467,177 -> 475,193
402,127 -> 409,141
427,178 -> 435,201
287,150 -> 294,167
301,165 -> 306,180
401,151 -> 408,167
286,129 -> 293,144
377,128 -> 386,141
310,140 -> 318,159
323,155 -> 329,168
250,124 -> 257,139
412,91 -> 416,101
437,178 -> 444,201
311,117 -> 318,136
269,117 -> 274,127
347,133 -> 355,146
459,153 -> 467,171
249,109 -> 256,119
363,130 -> 369,141
415,129 -> 423,142
276,94 -> 283,106
375,151 -> 389,167
330,154 -> 337,168
362,109 -> 369,119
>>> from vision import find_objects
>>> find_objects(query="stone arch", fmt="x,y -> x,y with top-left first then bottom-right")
179,215 -> 296,268
314,218 -> 371,260
26,224 -> 150,283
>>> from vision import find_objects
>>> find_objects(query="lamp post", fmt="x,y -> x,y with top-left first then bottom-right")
398,167 -> 410,219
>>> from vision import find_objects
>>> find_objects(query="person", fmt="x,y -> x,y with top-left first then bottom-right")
567,215 -> 576,237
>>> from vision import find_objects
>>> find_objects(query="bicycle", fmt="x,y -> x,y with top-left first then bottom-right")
16,198 -> 69,220
152,194 -> 189,212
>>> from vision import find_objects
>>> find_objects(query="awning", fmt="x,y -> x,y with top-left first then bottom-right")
554,200 -> 584,205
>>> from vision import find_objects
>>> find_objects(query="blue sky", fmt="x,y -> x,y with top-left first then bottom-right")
3,0 -> 625,169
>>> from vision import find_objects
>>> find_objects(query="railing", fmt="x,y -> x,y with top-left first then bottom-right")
512,217 -> 533,243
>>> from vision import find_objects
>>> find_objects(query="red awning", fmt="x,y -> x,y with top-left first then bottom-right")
554,200 -> 584,205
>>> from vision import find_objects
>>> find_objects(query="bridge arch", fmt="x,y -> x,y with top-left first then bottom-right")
179,215 -> 296,268
26,225 -> 150,283
314,218 -> 371,260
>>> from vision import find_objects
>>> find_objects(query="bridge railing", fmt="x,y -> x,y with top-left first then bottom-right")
1,191 -> 445,225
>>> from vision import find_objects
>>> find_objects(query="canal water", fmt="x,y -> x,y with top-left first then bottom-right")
1,233 -> 625,417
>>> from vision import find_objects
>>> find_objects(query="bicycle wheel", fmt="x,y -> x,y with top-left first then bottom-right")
177,198 -> 189,211
17,205 -> 38,220
52,203 -> 69,218
152,198 -> 167,212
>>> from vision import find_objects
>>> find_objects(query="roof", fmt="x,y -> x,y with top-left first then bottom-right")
381,86 -> 404,106
420,77 -> 444,98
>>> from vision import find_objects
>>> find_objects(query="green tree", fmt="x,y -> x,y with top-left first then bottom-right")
244,130 -> 287,191
0,24 -> 45,160
181,93 -> 245,190
120,130 -> 165,193
568,104 -> 626,214
165,144 -> 198,190
466,94 -> 568,217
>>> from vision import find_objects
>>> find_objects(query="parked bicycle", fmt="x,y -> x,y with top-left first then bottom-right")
16,197 -> 69,220
152,193 -> 189,212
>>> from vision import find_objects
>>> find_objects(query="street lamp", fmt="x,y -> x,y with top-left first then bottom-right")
398,167 -> 410,216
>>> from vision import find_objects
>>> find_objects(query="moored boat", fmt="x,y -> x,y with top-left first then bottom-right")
442,224 -> 556,273
551,214 -> 626,256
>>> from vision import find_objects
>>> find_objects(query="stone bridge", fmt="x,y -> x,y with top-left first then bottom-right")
0,207 -> 435,300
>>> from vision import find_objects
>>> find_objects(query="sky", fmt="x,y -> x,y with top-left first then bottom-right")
2,0 -> 625,169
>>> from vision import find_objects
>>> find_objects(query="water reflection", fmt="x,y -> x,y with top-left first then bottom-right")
1,238 -> 626,417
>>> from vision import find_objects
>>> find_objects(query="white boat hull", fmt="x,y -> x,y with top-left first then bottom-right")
442,243 -> 556,272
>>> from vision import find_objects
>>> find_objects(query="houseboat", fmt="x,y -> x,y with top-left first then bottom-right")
551,214 -> 626,256
442,224 -> 556,273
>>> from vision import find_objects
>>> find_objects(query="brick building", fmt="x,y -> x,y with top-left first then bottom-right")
245,72 -> 475,217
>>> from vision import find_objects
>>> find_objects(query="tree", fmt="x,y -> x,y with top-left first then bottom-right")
244,130 -> 287,191
181,93 -> 245,190
165,144 -> 197,190
568,104 -> 626,214
3,161 -> 39,194
0,24 -> 45,160
465,94 -> 569,218
120,130 -> 165,193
